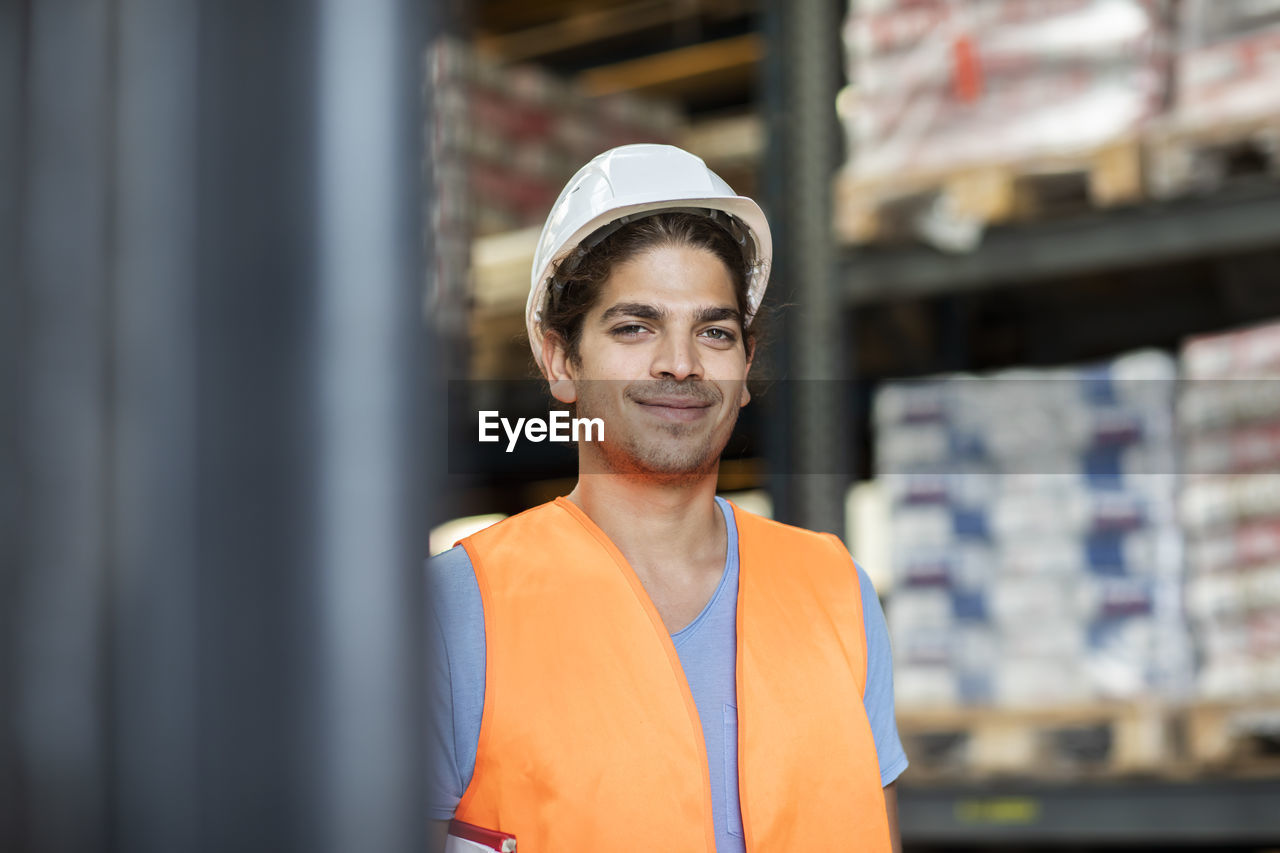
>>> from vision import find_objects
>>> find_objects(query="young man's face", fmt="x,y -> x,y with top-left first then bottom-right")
544,244 -> 753,480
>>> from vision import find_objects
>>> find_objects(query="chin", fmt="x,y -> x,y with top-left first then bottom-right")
580,406 -> 739,477
616,433 -> 726,477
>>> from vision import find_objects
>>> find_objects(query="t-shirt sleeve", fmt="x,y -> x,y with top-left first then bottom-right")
424,545 -> 488,820
855,562 -> 909,786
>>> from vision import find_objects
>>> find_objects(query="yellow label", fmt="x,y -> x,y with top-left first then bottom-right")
954,797 -> 1042,825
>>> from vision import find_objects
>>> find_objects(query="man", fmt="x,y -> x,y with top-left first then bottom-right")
427,144 -> 906,852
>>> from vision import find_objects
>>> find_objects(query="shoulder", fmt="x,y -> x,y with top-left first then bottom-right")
463,500 -> 563,545
423,545 -> 486,687
424,545 -> 486,642
728,502 -> 883,605
425,542 -> 479,596
726,501 -> 851,556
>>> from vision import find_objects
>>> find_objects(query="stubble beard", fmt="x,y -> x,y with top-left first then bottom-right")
575,380 -> 740,484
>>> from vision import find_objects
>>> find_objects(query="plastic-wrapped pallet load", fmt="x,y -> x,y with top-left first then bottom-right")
426,36 -> 683,238
836,0 -> 1173,248
841,0 -> 1170,178
1180,320 -> 1280,699
1175,0 -> 1280,128
876,349 -> 1191,710
1148,0 -> 1280,196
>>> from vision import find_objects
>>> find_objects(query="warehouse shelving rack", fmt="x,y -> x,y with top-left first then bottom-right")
767,1 -> 1280,847
850,189 -> 1280,843
834,190 -> 1280,846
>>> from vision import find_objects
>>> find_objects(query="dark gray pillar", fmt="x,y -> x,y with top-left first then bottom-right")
8,1 -> 432,851
13,2 -> 114,850
187,9 -> 325,848
184,1 -> 428,851
310,1 -> 429,850
0,2 -> 25,842
762,0 -> 849,534
108,1 -> 201,850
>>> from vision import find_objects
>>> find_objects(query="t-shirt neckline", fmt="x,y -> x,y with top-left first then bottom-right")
670,496 -> 738,643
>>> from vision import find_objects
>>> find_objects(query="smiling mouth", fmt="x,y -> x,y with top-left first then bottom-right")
634,398 -> 713,422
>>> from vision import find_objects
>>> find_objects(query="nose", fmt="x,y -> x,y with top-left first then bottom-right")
650,330 -> 703,381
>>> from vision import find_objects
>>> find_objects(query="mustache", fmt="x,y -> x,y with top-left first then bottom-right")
625,380 -> 723,407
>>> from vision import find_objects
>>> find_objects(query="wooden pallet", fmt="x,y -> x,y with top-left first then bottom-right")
835,138 -> 1144,246
1182,699 -> 1280,775
896,702 -> 1175,782
470,306 -> 534,380
469,227 -> 540,380
1146,115 -> 1280,200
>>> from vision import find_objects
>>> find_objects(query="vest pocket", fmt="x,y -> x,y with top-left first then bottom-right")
724,703 -> 745,839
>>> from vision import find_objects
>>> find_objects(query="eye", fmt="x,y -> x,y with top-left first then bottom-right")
701,327 -> 738,343
610,324 -> 648,338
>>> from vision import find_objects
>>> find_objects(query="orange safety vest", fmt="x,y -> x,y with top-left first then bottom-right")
456,497 -> 891,852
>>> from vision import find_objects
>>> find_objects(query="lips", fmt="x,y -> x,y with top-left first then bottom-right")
633,395 -> 714,423
634,396 -> 712,409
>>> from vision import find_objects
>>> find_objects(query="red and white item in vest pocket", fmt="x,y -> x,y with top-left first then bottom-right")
446,819 -> 516,852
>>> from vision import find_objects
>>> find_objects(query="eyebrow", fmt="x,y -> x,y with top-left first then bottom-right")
600,302 -> 666,323
599,302 -> 742,327
694,306 -> 743,327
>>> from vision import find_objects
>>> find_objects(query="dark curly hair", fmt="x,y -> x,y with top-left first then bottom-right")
536,211 -> 762,371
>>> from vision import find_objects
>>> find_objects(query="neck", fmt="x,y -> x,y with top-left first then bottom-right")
565,469 -> 724,577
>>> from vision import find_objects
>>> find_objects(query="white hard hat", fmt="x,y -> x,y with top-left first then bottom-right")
526,143 -> 772,369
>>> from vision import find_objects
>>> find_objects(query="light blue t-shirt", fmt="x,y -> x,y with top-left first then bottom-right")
425,497 -> 907,850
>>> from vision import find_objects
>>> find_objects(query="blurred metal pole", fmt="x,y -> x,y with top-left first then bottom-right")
186,11 -> 327,849
0,0 -> 24,842
764,0 -> 849,534
185,1 -> 428,851
11,0 -> 430,851
109,1 -> 201,850
12,2 -> 114,851
313,0 -> 428,851
757,0 -> 795,525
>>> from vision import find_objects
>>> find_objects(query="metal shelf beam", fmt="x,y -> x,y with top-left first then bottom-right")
842,182 -> 1280,305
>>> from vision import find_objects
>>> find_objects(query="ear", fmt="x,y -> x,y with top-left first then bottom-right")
541,331 -> 578,404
